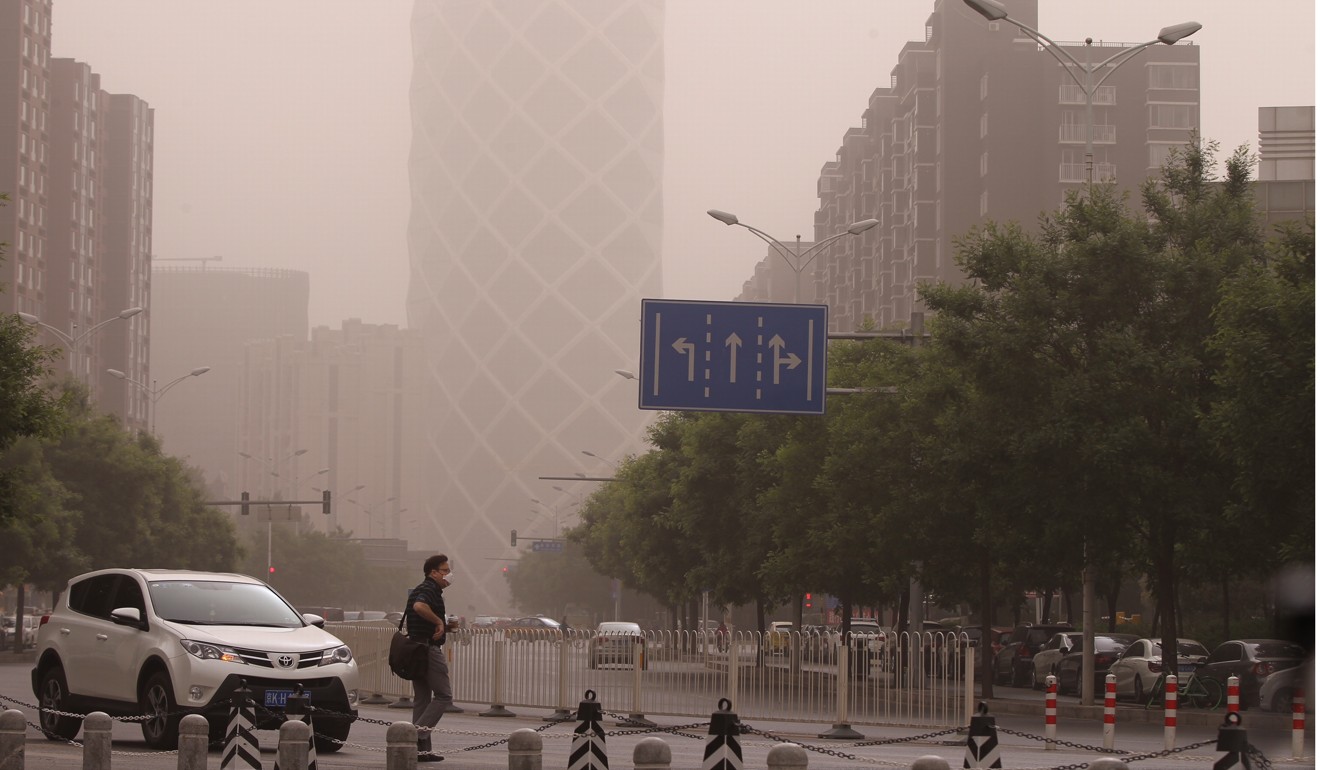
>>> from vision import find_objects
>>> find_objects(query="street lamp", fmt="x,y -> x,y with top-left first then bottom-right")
707,210 -> 878,303
22,306 -> 143,383
529,498 -> 562,538
347,495 -> 397,538
962,0 -> 1200,707
107,365 -> 210,435
962,0 -> 1200,184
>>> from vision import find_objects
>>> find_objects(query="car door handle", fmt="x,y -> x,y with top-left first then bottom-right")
59,628 -> 71,635
96,634 -> 109,641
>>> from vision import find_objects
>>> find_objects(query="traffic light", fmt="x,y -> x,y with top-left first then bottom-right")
268,566 -> 275,575
241,491 -> 250,516
510,529 -> 517,547
322,489 -> 332,515
805,592 -> 813,609
501,566 -> 509,574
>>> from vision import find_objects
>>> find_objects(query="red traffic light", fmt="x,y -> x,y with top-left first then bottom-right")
501,566 -> 508,573
268,566 -> 275,574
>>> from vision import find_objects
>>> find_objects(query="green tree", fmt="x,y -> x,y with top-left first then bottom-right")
504,547 -> 615,621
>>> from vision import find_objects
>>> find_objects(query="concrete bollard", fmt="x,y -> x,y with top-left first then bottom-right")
386,721 -> 419,770
910,756 -> 949,770
82,711 -> 114,770
766,743 -> 808,770
508,727 -> 543,770
633,736 -> 671,770
1086,759 -> 1127,770
177,714 -> 211,770
1,709 -> 25,770
277,719 -> 311,770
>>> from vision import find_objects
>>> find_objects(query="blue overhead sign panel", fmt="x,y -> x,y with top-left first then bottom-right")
638,299 -> 828,415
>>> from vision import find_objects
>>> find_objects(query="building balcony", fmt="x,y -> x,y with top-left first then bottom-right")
1059,162 -> 1117,183
1059,124 -> 1116,144
1059,85 -> 1116,105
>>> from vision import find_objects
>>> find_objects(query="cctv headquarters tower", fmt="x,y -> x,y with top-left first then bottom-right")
407,0 -> 663,613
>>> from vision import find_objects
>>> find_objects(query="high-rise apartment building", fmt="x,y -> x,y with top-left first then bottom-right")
408,0 -> 664,613
813,0 -> 1200,332
1,1 -> 152,411
734,241 -> 818,304
150,266 -> 309,494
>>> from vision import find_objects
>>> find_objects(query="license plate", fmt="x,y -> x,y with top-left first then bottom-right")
1178,664 -> 1195,673
264,689 -> 293,708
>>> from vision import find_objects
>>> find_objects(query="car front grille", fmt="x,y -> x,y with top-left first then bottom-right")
232,648 -> 324,669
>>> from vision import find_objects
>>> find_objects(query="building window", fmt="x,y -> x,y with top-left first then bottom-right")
979,191 -> 988,216
980,73 -> 988,100
980,152 -> 988,177
980,113 -> 988,138
1148,64 -> 1197,89
1148,143 -> 1181,169
1149,104 -> 1196,129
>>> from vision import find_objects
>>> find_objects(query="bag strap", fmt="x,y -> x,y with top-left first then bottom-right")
399,588 -> 417,633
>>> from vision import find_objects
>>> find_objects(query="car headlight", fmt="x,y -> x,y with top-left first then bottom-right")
319,645 -> 353,666
181,639 -> 245,664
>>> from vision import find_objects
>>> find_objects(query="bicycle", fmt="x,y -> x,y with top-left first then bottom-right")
1143,668 -> 1223,709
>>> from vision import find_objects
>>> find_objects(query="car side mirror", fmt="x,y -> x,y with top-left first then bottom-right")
110,607 -> 147,630
303,613 -> 326,628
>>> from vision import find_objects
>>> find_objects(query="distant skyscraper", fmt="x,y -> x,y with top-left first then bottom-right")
408,0 -> 664,613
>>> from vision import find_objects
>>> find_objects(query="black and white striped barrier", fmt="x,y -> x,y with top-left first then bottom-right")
703,698 -> 743,770
962,701 -> 1001,769
221,683 -> 261,770
569,689 -> 608,770
277,686 -> 317,770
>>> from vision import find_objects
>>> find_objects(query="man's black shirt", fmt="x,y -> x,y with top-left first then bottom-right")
406,576 -> 446,644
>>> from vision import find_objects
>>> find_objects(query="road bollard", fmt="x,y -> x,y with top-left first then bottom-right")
277,719 -> 312,770
1214,711 -> 1250,769
1,709 -> 25,770
1293,687 -> 1306,760
1087,759 -> 1126,770
963,702 -> 1001,769
911,756 -> 949,770
385,721 -> 418,770
633,736 -> 671,770
766,743 -> 808,770
280,686 -> 318,770
704,698 -> 744,770
83,711 -> 113,770
569,689 -> 608,770
1102,674 -> 1116,750
1163,674 -> 1178,751
1044,675 -> 1057,750
1227,675 -> 1240,714
178,713 -> 210,770
222,682 -> 261,770
508,727 -> 543,770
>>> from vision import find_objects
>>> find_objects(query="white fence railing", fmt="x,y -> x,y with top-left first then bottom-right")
329,624 -> 972,728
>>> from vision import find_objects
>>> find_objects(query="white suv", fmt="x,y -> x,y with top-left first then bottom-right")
31,569 -> 359,751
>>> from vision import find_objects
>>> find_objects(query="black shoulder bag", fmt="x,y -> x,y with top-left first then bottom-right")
388,603 -> 429,680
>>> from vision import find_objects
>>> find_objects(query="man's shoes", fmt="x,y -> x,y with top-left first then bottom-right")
418,752 -> 445,762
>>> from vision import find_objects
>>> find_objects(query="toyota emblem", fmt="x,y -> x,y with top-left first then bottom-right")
277,655 -> 295,669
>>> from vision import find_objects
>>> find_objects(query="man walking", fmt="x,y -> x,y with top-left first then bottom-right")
406,554 -> 455,762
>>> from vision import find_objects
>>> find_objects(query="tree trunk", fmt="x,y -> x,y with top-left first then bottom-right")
980,556 -> 994,700
1221,579 -> 1231,640
14,584 -> 25,654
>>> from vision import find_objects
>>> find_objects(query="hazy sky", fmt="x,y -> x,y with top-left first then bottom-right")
53,1 -> 1315,330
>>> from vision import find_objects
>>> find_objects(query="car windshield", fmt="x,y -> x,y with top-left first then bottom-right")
598,623 -> 640,634
1250,642 -> 1306,659
1095,635 -> 1138,651
1151,641 -> 1209,657
148,580 -> 304,627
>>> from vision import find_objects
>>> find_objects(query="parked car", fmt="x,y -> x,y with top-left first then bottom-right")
1108,637 -> 1211,703
765,621 -> 794,655
1260,665 -> 1313,713
957,625 -> 1013,674
1,616 -> 38,650
503,615 -> 566,642
31,568 -> 358,751
1031,632 -> 1083,689
994,623 -> 1074,687
589,621 -> 647,669
342,610 -> 389,622
1201,639 -> 1307,709
1054,633 -> 1139,695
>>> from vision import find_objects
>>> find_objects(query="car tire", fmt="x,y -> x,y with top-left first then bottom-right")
1030,667 -> 1040,690
1271,689 -> 1293,714
1133,675 -> 1146,704
140,671 -> 182,749
1011,662 -> 1027,688
313,718 -> 350,753
38,665 -> 82,742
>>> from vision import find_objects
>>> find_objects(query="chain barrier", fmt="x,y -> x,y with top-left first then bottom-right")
1036,739 -> 1218,770
737,722 -> 961,764
997,725 -> 1133,755
601,709 -> 711,740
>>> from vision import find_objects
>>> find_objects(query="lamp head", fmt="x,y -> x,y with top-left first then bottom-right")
613,369 -> 638,380
1157,21 -> 1201,45
707,209 -> 740,226
107,369 -> 128,379
17,312 -> 38,325
189,366 -> 211,377
847,218 -> 880,235
293,448 -> 309,457
118,307 -> 145,320
962,0 -> 1008,21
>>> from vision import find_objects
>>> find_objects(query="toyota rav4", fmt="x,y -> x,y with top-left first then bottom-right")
31,569 -> 359,751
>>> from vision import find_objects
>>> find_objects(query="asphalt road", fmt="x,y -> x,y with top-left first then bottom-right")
0,656 -> 1311,769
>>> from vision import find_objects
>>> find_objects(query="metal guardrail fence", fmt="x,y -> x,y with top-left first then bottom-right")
330,624 -> 972,728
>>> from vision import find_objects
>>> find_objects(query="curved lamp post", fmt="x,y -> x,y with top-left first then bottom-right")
962,0 -> 1200,706
962,0 -> 1200,184
22,306 -> 143,382
107,365 -> 210,435
707,210 -> 878,303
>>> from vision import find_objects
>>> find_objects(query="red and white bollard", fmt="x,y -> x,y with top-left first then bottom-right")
1226,675 -> 1240,714
1163,674 -> 1178,750
1044,675 -> 1057,750
1293,687 -> 1306,759
1102,674 -> 1116,750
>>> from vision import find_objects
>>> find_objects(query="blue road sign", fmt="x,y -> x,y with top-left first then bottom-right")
532,540 -> 564,553
637,299 -> 828,414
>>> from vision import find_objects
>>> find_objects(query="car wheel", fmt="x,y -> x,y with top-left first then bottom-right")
1030,666 -> 1040,690
38,665 -> 82,741
313,718 -> 350,753
1132,674 -> 1145,704
140,671 -> 182,749
1011,662 -> 1027,688
1271,689 -> 1294,714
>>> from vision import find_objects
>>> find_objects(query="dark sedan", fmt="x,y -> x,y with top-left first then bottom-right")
1201,639 -> 1307,709
1055,633 -> 1139,695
